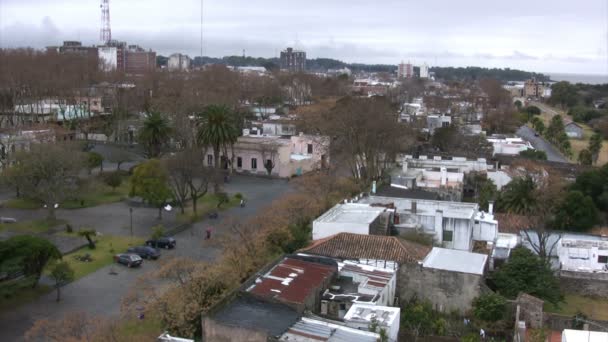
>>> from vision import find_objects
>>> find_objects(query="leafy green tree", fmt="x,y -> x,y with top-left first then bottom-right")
493,247 -> 562,305
514,100 -> 523,109
138,112 -> 172,159
48,260 -> 74,302
571,164 -> 608,212
103,171 -> 122,190
196,105 -> 239,192
525,105 -> 541,116
151,225 -> 164,240
589,133 -> 603,165
519,149 -> 547,161
545,115 -> 566,144
86,152 -> 103,174
549,81 -> 578,108
553,191 -> 599,232
130,159 -> 172,219
473,293 -> 507,322
0,235 -> 61,288
496,176 -> 537,214
401,298 -> 435,338
531,117 -> 545,135
578,149 -> 593,166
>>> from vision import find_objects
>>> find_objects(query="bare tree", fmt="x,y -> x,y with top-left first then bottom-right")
12,143 -> 84,220
163,149 -> 214,215
260,141 -> 280,176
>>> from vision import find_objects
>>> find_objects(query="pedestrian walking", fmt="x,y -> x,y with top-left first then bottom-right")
206,228 -> 212,240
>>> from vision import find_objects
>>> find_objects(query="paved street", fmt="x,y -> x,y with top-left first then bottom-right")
516,125 -> 570,163
0,175 -> 293,341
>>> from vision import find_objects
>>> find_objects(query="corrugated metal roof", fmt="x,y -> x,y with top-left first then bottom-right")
423,247 -> 487,275
248,257 -> 336,305
281,317 -> 379,342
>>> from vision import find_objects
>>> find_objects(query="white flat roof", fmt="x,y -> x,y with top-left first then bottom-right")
343,303 -> 400,327
562,329 -> 608,342
357,196 -> 477,220
422,248 -> 487,275
315,203 -> 385,224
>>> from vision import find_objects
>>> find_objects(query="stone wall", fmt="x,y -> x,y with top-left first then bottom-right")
201,317 -> 269,342
398,263 -> 484,314
560,274 -> 608,297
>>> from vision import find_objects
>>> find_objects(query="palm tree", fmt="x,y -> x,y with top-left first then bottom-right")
196,105 -> 239,192
138,112 -> 172,158
496,176 -> 537,215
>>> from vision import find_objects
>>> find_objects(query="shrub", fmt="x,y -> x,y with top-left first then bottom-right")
234,193 -> 243,200
472,293 -> 507,322
65,224 -> 73,233
103,172 -> 122,190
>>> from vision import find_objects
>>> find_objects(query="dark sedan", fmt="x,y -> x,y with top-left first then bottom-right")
127,246 -> 161,260
114,253 -> 143,268
146,237 -> 176,249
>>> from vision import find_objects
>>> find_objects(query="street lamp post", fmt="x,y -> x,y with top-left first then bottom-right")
129,207 -> 133,237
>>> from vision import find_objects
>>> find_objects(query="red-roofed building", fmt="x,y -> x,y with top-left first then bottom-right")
246,256 -> 337,312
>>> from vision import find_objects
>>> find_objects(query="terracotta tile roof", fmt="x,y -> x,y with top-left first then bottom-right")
495,213 -> 533,234
300,233 -> 431,264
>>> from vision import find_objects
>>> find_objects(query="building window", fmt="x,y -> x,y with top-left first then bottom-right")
443,230 -> 453,242
251,158 -> 257,169
237,157 -> 242,168
207,154 -> 213,166
307,144 -> 313,154
599,255 -> 608,264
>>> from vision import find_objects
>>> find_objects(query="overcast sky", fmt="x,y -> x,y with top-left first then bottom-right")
1,0 -> 607,75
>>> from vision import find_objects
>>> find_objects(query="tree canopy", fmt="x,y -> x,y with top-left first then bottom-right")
130,159 -> 172,219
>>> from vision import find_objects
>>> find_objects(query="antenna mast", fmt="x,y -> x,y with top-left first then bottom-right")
100,0 -> 112,44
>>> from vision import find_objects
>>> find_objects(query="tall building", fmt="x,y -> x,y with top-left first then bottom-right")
524,78 -> 547,98
125,45 -> 156,74
398,61 -> 413,78
420,63 -> 429,78
168,53 -> 191,71
280,47 -> 306,72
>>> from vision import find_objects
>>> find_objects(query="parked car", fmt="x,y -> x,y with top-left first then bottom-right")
0,217 -> 17,224
145,237 -> 176,249
114,253 -> 143,268
208,212 -> 219,219
127,246 -> 161,260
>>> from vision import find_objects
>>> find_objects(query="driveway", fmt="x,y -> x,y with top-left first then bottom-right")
0,175 -> 293,341
516,126 -> 570,163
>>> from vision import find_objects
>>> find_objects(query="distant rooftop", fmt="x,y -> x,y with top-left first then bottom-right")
280,317 -> 379,342
562,329 -> 608,342
423,248 -> 488,275
323,261 -> 396,304
247,257 -> 337,306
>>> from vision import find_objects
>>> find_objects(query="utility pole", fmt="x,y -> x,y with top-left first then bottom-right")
129,207 -> 133,237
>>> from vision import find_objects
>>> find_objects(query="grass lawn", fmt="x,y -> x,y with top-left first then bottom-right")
176,193 -> 242,224
544,294 -> 608,321
0,219 -> 66,234
4,176 -> 131,210
59,234 -> 144,280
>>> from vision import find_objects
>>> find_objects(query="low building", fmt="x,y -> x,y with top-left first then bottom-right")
208,132 -> 329,178
0,128 -> 57,169
391,159 -> 465,201
565,122 -> 584,139
355,195 -> 498,252
343,303 -> 401,342
322,261 -> 397,319
260,118 -> 297,136
246,256 -> 338,313
400,155 -> 489,173
487,135 -> 533,155
399,247 -> 488,313
561,329 -> 608,342
312,203 -> 391,240
426,114 -> 452,134
557,233 -> 608,274
280,317 -> 380,341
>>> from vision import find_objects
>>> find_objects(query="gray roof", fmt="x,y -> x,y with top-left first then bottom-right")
212,295 -> 300,337
422,247 -> 487,275
281,317 -> 379,342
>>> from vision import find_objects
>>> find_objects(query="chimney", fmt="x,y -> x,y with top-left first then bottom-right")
488,201 -> 494,215
440,167 -> 447,187
411,201 -> 417,214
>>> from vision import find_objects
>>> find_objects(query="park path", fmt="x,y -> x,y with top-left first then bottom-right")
0,175 -> 293,341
